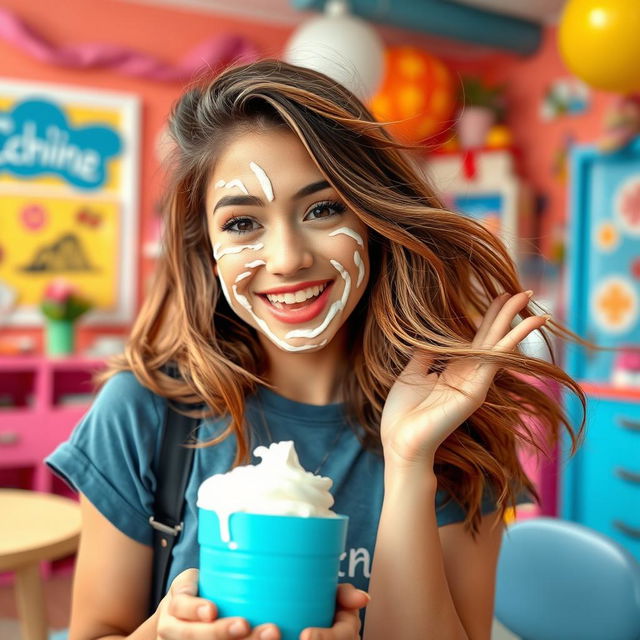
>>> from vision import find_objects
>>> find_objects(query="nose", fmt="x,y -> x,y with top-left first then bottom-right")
263,223 -> 313,276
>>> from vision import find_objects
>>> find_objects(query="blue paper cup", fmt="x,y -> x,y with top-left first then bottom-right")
198,508 -> 348,640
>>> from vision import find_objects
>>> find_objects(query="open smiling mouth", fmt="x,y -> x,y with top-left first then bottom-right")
256,281 -> 334,325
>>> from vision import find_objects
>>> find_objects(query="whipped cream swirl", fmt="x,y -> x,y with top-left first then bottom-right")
197,441 -> 337,543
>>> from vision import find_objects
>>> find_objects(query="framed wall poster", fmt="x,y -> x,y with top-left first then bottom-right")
423,149 -> 531,266
0,78 -> 140,325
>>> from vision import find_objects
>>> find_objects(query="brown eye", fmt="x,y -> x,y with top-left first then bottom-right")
221,216 -> 259,234
304,201 -> 347,221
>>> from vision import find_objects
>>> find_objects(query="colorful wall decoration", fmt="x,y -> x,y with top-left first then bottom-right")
0,78 -> 139,325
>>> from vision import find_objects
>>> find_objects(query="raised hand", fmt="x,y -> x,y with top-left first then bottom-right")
380,291 -> 549,470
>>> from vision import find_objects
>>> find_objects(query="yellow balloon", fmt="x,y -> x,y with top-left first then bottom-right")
559,0 -> 640,92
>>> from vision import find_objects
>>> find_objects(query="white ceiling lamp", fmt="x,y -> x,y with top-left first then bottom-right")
283,0 -> 385,101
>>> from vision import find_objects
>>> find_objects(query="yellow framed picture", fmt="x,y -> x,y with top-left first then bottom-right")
0,79 -> 140,325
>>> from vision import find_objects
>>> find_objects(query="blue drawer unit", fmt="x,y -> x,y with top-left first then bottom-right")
563,395 -> 640,560
562,138 -> 640,558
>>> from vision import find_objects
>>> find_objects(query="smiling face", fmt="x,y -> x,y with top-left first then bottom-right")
206,127 -> 369,354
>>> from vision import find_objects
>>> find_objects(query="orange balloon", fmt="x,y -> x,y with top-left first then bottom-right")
369,47 -> 456,144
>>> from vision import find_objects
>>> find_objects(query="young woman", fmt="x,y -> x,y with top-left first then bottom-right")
47,59 -> 584,640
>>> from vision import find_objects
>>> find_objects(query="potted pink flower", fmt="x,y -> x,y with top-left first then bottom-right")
40,278 -> 92,356
457,76 -> 505,149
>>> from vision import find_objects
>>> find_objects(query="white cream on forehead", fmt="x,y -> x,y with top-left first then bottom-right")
329,227 -> 364,247
215,178 -> 249,195
249,162 -> 274,202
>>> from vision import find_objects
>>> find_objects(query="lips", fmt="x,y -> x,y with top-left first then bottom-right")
258,279 -> 332,295
256,281 -> 334,325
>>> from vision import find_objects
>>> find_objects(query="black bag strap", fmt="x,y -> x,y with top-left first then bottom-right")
149,402 -> 198,613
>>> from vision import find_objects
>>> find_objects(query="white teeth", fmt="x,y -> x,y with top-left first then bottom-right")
265,283 -> 327,305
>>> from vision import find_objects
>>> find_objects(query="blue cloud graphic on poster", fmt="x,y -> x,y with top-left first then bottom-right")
0,98 -> 121,189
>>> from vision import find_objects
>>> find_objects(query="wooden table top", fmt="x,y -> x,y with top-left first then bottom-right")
0,489 -> 81,572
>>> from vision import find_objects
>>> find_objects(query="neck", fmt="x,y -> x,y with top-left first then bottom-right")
259,327 -> 349,405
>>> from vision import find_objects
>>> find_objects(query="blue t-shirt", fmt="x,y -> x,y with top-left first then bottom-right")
46,371 -> 495,598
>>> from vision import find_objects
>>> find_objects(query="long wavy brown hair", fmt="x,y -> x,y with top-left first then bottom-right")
104,59 -> 585,532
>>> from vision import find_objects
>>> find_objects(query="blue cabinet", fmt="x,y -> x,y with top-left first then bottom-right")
562,139 -> 640,560
564,393 -> 640,558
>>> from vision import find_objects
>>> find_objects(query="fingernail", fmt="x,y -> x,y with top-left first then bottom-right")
229,620 -> 248,637
259,627 -> 279,640
357,589 -> 371,602
197,604 -> 213,622
524,290 -> 534,298
541,314 -> 552,322
197,604 -> 212,621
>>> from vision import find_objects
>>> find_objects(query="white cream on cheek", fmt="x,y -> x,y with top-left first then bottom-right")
215,245 -> 329,351
213,243 -> 264,261
213,245 -> 263,309
329,227 -> 364,247
233,259 -> 267,284
328,227 -> 366,290
284,260 -> 351,339
217,270 -> 234,309
232,283 -> 328,352
354,251 -> 365,288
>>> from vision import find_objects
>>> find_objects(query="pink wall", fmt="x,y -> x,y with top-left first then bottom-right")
482,26 -> 614,257
0,1 -> 617,352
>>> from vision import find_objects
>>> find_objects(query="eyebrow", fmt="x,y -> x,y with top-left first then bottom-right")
213,195 -> 262,213
294,180 -> 331,199
212,180 -> 331,213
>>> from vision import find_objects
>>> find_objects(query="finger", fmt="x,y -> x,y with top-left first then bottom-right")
471,293 -> 511,348
465,315 -> 550,392
247,623 -> 281,639
398,348 -> 435,382
169,568 -> 199,597
300,609 -> 360,640
157,616 -> 250,640
477,291 -> 533,348
495,314 -> 550,353
393,348 -> 438,402
335,583 -> 370,610
168,591 -> 218,622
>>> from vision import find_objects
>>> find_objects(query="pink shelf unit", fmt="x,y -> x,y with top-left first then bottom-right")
0,356 -> 105,493
514,377 -> 560,521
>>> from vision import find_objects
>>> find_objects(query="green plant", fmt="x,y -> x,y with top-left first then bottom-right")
40,278 -> 92,321
460,76 -> 505,119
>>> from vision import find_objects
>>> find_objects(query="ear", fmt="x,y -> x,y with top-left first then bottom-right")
213,263 -> 218,276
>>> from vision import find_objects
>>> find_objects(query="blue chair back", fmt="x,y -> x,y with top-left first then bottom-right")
495,517 -> 640,640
